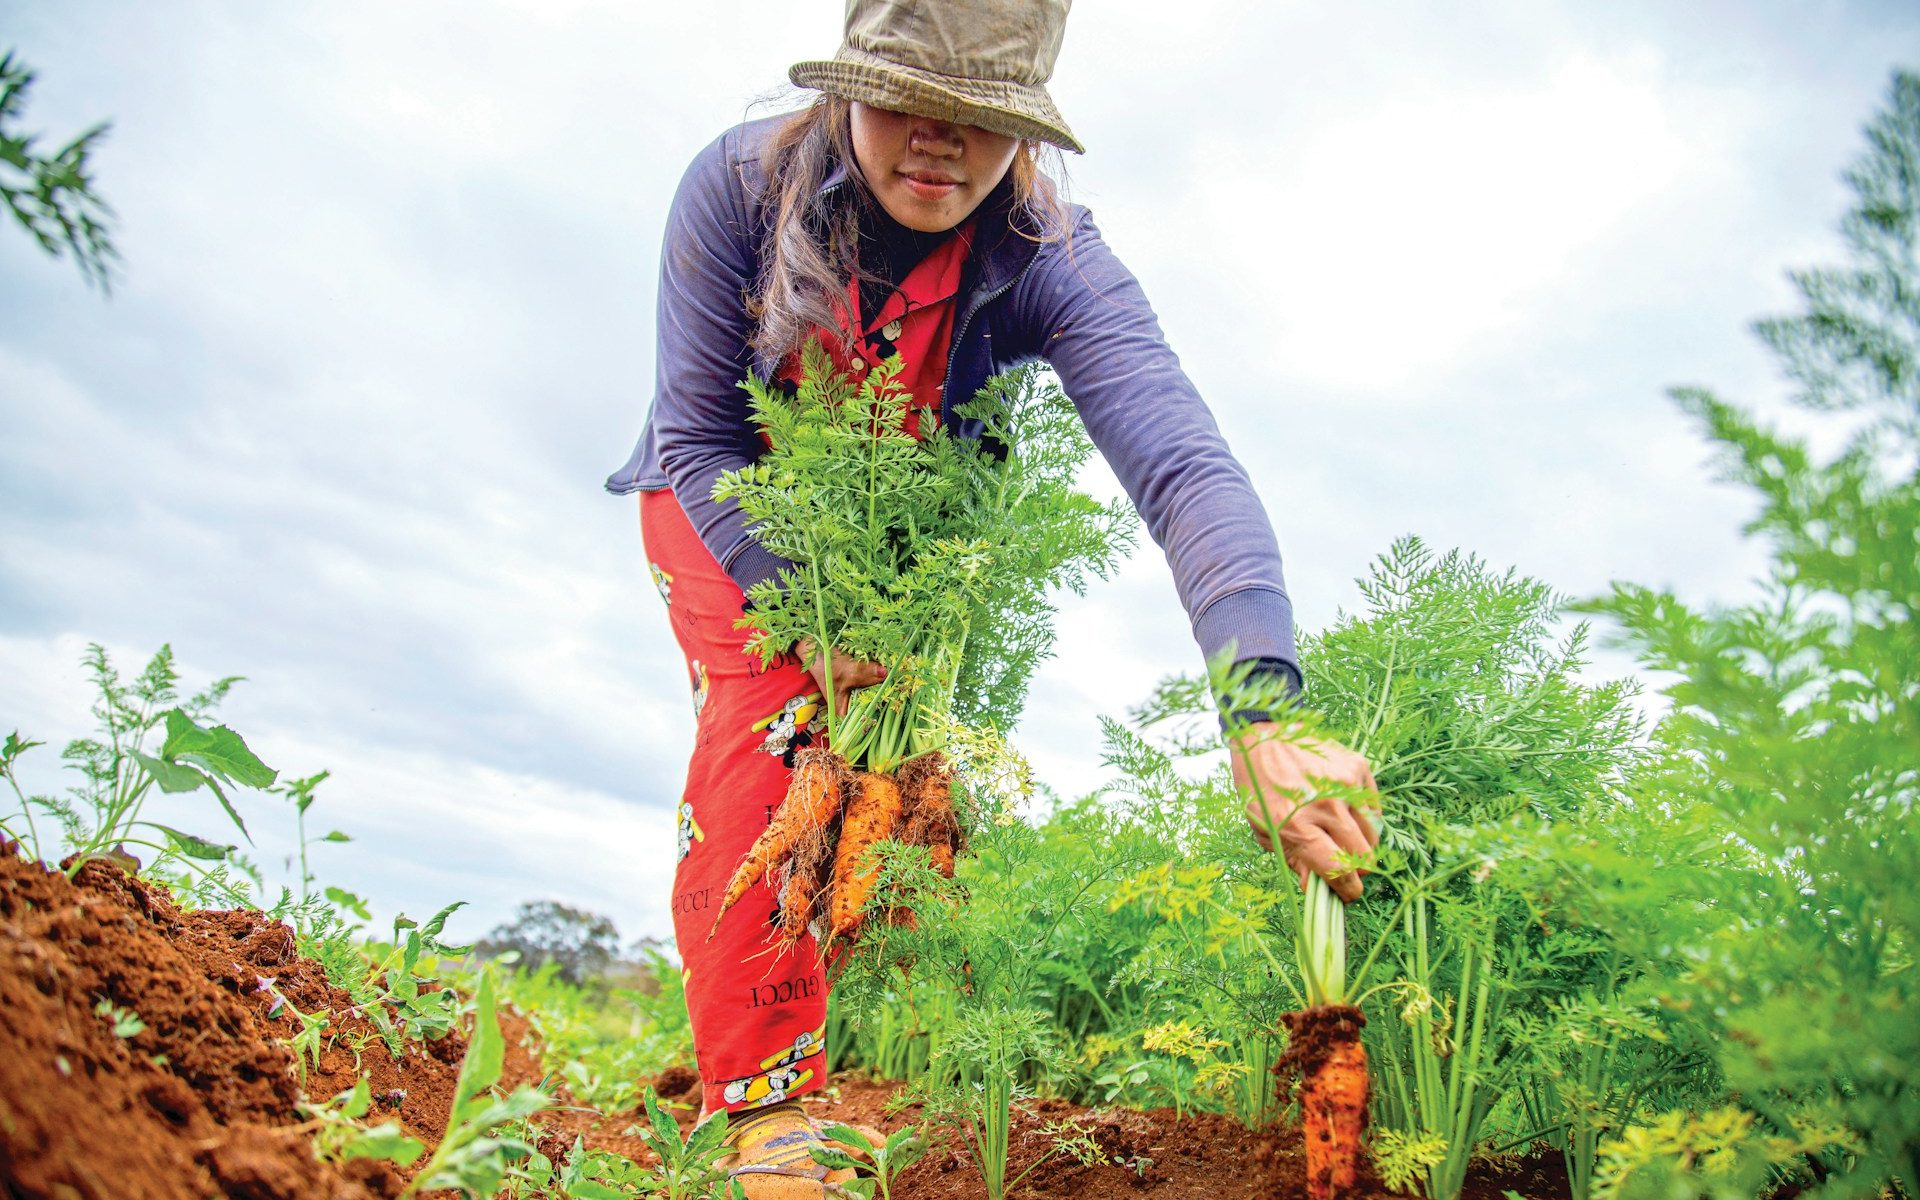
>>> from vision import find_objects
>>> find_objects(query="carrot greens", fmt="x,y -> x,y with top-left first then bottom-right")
714,342 -> 1133,773
705,346 -> 1132,953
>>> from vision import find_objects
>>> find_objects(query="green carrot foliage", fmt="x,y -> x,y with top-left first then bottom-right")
714,346 -> 1134,770
1569,68 -> 1920,1200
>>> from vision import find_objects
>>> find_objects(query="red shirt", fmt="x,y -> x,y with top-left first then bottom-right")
778,219 -> 976,440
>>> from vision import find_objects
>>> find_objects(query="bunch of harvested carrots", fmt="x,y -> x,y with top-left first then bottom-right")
709,746 -> 963,956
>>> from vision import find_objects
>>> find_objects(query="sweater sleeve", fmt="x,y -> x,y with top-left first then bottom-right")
1023,208 -> 1301,676
648,130 -> 795,594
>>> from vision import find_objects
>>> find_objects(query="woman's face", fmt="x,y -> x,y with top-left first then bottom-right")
849,101 -> 1020,233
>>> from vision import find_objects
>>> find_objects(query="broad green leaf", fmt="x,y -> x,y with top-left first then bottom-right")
566,1182 -> 627,1200
819,1121 -> 873,1152
884,1127 -> 926,1160
159,708 -> 276,787
808,1147 -> 864,1172
147,823 -> 234,861
452,972 -> 505,1117
344,1125 -> 425,1167
644,1089 -> 682,1153
419,900 -> 473,954
131,751 -> 209,794
324,887 -> 371,920
421,899 -> 466,940
338,1078 -> 372,1120
134,746 -> 253,845
685,1109 -> 730,1155
455,1089 -> 550,1131
321,830 -> 351,843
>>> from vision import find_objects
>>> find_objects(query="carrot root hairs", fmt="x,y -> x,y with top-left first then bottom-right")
708,747 -> 846,940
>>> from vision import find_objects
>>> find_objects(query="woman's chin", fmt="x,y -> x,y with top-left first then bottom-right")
877,188 -> 969,233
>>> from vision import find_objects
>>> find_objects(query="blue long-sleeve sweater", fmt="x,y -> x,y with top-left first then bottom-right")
606,115 -> 1302,691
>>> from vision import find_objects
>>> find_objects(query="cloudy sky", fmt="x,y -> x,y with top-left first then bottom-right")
2,1 -> 1913,946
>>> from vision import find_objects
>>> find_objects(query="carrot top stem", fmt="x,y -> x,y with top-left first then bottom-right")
1298,873 -> 1347,1007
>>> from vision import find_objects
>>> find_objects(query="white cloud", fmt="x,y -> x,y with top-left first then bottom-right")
0,631 -> 677,942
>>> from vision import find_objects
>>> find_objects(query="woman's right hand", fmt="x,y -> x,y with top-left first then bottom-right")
795,637 -> 887,716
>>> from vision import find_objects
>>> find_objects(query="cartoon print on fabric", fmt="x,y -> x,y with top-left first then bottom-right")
676,797 -> 705,863
650,562 -> 673,604
752,692 -> 820,768
720,1024 -> 827,1108
689,659 -> 709,718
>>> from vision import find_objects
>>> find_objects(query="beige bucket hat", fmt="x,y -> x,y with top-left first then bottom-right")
789,0 -> 1085,154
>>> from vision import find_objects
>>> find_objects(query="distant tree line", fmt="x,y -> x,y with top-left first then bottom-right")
475,899 -> 672,989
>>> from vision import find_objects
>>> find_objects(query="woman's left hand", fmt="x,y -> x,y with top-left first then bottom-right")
1230,722 -> 1381,902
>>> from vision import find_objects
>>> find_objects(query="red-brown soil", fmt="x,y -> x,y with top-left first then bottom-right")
0,842 -> 1570,1200
802,1077 -> 1569,1200
0,844 -> 629,1199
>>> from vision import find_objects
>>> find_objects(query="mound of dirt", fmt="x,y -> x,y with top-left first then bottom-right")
0,844 -> 403,1199
0,839 -> 675,1200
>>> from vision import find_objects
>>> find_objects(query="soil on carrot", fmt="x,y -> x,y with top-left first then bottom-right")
1277,1005 -> 1367,1082
0,842 -> 1567,1200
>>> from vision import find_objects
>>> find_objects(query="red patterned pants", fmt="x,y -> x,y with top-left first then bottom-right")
638,488 -> 829,1115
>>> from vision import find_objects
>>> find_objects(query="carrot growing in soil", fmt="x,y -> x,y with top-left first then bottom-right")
1227,671 -> 1394,1200
1281,874 -> 1369,1200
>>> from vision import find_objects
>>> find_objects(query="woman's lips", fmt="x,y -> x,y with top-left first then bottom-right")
901,173 -> 960,201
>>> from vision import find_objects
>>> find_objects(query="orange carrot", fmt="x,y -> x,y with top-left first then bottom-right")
1281,1006 -> 1368,1200
775,864 -> 814,944
1305,1039 -> 1367,1199
928,842 -> 955,878
828,770 -> 904,942
899,751 -> 962,875
709,747 -> 843,939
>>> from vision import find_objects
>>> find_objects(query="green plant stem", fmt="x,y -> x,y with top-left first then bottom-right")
807,553 -> 840,736
296,798 -> 311,907
3,771 -> 43,861
1398,893 -> 1501,1200
0,815 -> 29,858
1297,873 -> 1346,1006
71,711 -> 161,878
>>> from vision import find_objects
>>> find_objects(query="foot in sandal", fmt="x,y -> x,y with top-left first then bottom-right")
714,1101 -> 857,1199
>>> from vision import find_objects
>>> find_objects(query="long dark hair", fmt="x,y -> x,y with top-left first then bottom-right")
746,95 -> 1070,373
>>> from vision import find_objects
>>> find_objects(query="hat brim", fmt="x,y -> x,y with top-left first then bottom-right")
790,47 -> 1084,154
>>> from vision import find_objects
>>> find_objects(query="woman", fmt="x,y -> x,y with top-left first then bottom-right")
605,1 -> 1380,1190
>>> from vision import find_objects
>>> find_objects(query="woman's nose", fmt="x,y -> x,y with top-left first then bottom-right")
908,119 -> 963,156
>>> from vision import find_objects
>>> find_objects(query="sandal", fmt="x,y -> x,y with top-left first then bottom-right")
714,1101 -> 858,1200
